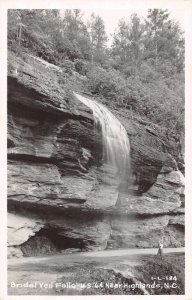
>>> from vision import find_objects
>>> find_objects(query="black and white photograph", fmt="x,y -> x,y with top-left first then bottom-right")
1,1 -> 190,297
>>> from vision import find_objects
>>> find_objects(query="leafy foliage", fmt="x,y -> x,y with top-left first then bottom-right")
7,8 -> 184,138
74,59 -> 89,75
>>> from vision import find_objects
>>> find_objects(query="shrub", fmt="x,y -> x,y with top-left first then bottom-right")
86,65 -> 133,107
60,59 -> 75,75
86,61 -> 184,135
74,59 -> 89,76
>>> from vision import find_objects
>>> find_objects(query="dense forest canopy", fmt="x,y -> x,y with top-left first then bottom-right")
8,9 -> 184,138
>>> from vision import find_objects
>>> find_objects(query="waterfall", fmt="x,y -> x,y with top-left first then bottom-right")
74,93 -> 131,182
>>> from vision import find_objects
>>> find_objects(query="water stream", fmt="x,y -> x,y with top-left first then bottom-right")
74,93 -> 131,183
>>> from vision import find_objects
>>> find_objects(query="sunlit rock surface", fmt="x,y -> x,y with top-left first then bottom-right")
8,213 -> 44,246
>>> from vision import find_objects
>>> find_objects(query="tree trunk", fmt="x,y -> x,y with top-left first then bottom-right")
18,24 -> 22,47
155,39 -> 158,70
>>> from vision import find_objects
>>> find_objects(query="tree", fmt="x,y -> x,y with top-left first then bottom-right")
60,9 -> 92,60
8,9 -> 63,63
8,9 -> 92,62
111,14 -> 144,72
111,18 -> 130,63
145,9 -> 169,69
127,14 -> 145,68
87,13 -> 108,63
63,9 -> 82,42
144,9 -> 184,72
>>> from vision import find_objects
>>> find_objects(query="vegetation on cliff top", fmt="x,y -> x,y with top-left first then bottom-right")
8,9 -> 184,139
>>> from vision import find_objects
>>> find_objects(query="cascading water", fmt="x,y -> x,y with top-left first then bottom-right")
74,93 -> 131,184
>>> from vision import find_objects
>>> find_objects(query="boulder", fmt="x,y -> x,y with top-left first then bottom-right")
7,247 -> 23,259
7,213 -> 44,247
20,236 -> 58,257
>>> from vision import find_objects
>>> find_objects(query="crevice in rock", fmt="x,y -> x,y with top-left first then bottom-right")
8,199 -> 107,218
168,223 -> 184,232
135,211 -> 184,218
8,138 -> 15,148
8,154 -> 59,164
8,101 -> 65,122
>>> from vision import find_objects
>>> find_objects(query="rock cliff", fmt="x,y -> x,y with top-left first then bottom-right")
7,51 -> 185,257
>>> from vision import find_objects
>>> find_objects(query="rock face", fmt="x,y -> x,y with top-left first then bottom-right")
107,214 -> 184,249
108,167 -> 185,249
118,113 -> 179,193
7,51 -> 184,256
117,169 -> 185,216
